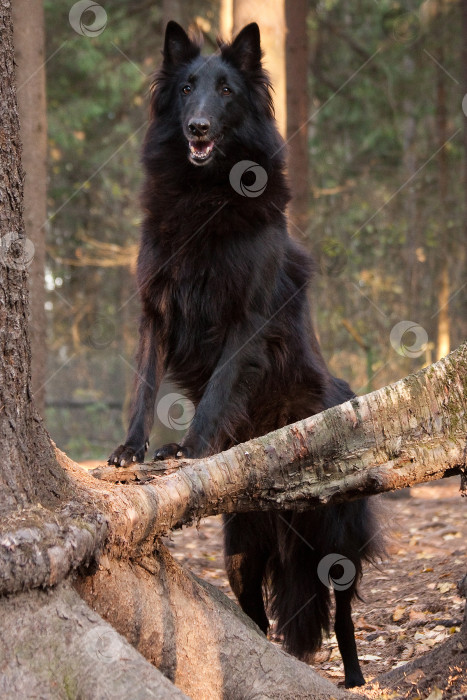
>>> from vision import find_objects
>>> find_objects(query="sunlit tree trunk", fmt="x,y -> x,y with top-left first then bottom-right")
12,0 -> 48,417
462,0 -> 467,242
219,0 -> 233,39
232,0 -> 286,137
434,6 -> 451,360
285,0 -> 310,234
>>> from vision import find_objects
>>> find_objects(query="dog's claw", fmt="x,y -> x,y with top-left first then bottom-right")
154,443 -> 188,460
108,444 -> 146,467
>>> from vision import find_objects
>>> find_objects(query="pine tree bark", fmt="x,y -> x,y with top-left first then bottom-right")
0,2 -> 67,518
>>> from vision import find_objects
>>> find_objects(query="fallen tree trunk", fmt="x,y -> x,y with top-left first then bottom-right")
85,342 -> 467,553
2,344 -> 466,597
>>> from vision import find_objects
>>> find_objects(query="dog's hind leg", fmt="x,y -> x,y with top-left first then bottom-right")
334,587 -> 365,688
223,513 -> 270,634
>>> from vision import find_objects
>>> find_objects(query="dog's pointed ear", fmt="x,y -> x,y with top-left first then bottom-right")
163,21 -> 200,66
222,22 -> 262,72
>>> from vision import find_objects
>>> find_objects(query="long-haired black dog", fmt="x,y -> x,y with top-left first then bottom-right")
109,21 -> 381,688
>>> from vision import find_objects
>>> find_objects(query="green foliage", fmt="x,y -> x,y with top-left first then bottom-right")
307,0 -> 465,387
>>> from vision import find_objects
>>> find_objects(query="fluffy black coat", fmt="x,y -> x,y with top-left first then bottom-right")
109,21 -> 381,688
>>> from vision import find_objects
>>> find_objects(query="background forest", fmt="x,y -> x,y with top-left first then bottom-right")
30,0 -> 466,460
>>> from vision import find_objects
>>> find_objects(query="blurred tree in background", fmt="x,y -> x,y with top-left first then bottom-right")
40,0 -> 466,461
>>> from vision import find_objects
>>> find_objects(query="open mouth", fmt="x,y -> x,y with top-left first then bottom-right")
188,139 -> 215,164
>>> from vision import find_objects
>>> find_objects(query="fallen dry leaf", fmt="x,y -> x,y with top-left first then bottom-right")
404,669 -> 425,684
425,688 -> 443,700
393,605 -> 406,621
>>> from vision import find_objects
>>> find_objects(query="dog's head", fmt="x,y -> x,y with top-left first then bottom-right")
151,21 -> 274,166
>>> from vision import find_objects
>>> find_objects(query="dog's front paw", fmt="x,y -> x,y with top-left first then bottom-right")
108,442 -> 147,467
153,443 -> 191,460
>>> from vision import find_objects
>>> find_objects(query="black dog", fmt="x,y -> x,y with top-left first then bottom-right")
109,21 -> 381,688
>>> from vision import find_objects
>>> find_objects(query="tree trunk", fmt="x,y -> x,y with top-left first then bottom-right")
434,23 -> 451,360
219,0 -> 233,39
12,0 -> 48,417
0,3 -> 67,518
463,0 -> 467,243
285,0 -> 310,234
233,0 -> 287,137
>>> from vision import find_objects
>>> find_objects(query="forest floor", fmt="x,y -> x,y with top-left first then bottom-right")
161,476 -> 467,699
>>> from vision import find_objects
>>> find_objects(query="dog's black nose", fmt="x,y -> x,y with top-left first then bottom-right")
188,118 -> 210,136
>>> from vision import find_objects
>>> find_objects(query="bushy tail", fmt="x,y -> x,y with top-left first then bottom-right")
267,498 -> 383,660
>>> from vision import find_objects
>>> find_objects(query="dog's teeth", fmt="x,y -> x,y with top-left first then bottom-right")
176,451 -> 183,457
189,140 -> 214,160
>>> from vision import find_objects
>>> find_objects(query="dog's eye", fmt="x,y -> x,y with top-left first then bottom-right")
182,85 -> 191,95
221,85 -> 232,96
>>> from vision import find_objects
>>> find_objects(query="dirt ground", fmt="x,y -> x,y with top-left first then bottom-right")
162,476 -> 466,699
